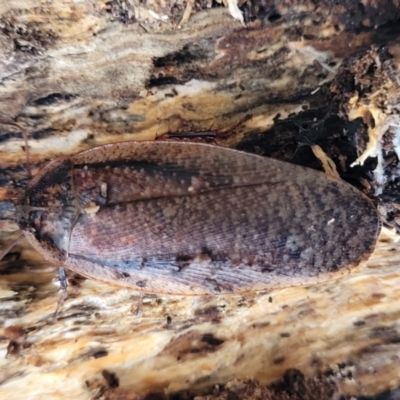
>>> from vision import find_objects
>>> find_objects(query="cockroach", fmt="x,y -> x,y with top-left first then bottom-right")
0,122 -> 380,295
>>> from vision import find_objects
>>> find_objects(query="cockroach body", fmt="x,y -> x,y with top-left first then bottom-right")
13,140 -> 380,295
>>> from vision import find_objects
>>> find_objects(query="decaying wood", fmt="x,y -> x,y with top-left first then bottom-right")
1,1 -> 400,399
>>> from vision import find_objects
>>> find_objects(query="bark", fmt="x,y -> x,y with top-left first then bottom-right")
1,1 -> 400,399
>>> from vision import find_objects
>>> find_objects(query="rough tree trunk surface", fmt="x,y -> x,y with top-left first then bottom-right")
1,0 -> 400,399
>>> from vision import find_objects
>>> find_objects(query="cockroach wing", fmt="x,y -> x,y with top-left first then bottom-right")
60,142 -> 380,295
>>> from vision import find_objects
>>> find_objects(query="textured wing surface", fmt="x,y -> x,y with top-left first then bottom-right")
66,142 -> 379,294
70,141 -> 284,208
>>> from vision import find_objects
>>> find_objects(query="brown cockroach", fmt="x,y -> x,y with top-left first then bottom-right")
0,120 -> 380,295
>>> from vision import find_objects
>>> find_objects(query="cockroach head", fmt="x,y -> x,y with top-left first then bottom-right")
16,157 -> 78,264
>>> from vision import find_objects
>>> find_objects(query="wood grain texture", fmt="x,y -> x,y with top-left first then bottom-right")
1,0 -> 400,399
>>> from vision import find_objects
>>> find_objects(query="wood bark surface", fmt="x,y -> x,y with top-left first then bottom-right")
1,1 -> 400,399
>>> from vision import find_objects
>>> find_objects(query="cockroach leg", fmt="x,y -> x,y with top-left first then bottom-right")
52,267 -> 68,320
58,267 -> 68,290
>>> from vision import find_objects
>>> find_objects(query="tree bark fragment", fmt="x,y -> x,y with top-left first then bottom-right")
1,1 -> 400,399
